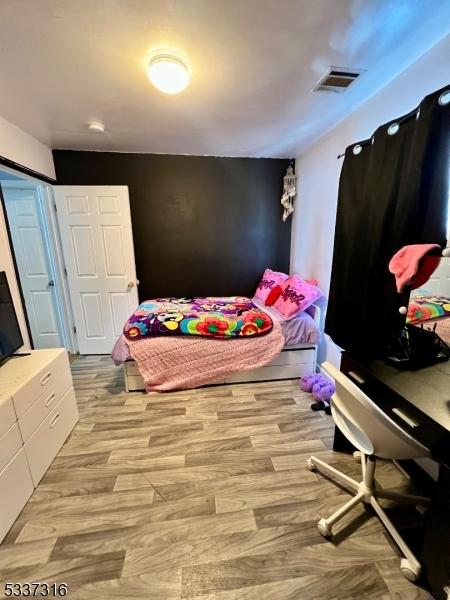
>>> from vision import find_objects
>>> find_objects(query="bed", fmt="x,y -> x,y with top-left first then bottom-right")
112,297 -> 321,392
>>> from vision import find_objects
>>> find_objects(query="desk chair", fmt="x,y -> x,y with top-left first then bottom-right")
306,362 -> 431,582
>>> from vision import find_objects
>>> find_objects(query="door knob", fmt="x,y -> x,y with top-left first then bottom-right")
48,280 -> 55,287
127,281 -> 135,289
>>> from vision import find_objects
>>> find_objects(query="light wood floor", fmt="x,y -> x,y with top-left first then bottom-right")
0,356 -> 433,599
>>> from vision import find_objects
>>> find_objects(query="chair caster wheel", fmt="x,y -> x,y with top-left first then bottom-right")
318,519 -> 332,538
353,451 -> 362,463
306,458 -> 316,472
400,559 -> 420,582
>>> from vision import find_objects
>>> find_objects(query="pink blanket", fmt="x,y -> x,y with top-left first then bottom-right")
126,319 -> 285,391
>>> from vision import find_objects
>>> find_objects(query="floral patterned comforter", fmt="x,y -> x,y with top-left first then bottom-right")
123,296 -> 273,340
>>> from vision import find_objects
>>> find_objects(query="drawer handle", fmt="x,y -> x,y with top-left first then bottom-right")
392,408 -> 419,428
348,370 -> 366,385
50,413 -> 60,429
40,372 -> 52,386
45,393 -> 56,408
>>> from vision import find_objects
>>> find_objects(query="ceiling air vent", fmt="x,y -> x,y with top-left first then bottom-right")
313,66 -> 366,93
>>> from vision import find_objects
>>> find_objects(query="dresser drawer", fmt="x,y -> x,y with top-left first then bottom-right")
25,387 -> 79,487
0,449 -> 34,543
0,423 -> 23,473
12,350 -> 71,418
18,370 -> 73,443
0,398 -> 17,438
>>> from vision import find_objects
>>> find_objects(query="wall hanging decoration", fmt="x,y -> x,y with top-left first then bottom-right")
280,162 -> 296,222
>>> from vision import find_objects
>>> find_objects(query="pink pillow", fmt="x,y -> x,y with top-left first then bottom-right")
273,275 -> 322,318
254,269 -> 289,302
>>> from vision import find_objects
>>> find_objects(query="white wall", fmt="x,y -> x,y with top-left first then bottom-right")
0,117 -> 55,180
291,35 -> 450,364
0,116 -> 55,351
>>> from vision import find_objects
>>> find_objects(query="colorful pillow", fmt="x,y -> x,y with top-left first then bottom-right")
273,275 -> 322,319
265,285 -> 282,306
254,269 -> 289,302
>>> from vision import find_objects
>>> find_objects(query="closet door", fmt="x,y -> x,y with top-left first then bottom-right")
3,185 -> 62,349
54,186 -> 139,354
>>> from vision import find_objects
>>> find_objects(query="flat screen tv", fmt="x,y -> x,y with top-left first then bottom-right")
0,271 -> 24,365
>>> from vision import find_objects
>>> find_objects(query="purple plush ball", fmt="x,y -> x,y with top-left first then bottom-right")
300,373 -> 323,392
312,381 -> 335,403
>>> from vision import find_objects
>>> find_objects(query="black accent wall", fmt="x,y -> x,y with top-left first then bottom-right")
53,151 -> 291,300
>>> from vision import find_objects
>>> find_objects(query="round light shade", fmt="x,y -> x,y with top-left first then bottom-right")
147,55 -> 190,94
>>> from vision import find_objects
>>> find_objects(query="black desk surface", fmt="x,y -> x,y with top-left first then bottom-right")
369,360 -> 450,432
341,354 -> 450,466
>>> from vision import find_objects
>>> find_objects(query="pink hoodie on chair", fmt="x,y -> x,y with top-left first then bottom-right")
388,244 -> 441,293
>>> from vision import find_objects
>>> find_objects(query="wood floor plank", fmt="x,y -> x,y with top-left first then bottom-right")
122,524 -> 321,577
17,496 -> 215,543
72,422 -> 204,440
181,565 -> 389,600
184,439 -> 325,466
59,434 -> 151,456
139,459 -> 275,487
51,510 -> 258,558
28,476 -> 117,502
148,423 -> 279,447
120,436 -> 253,459
113,473 -> 156,492
68,570 -> 181,600
0,553 -> 125,594
180,551 -> 390,597
217,405 -> 309,420
0,538 -> 56,569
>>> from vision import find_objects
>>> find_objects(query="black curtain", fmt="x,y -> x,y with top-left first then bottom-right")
326,85 -> 450,361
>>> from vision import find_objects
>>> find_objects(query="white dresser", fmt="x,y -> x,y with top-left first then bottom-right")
0,349 -> 79,542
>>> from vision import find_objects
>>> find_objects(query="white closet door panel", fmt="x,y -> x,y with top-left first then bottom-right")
70,225 -> 98,278
81,292 -> 105,338
31,291 -> 60,336
102,225 -> 126,277
17,227 -> 48,276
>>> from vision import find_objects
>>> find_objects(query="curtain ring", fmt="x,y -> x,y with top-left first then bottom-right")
438,90 -> 450,106
387,123 -> 400,135
353,144 -> 362,155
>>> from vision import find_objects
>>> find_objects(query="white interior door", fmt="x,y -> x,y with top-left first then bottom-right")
53,186 -> 139,354
3,186 -> 62,349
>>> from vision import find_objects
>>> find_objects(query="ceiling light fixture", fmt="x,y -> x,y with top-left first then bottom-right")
87,120 -> 105,133
147,53 -> 190,94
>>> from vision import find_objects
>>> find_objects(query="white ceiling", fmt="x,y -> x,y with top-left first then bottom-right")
0,0 -> 449,158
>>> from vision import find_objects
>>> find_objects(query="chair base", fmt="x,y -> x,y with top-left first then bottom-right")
306,453 -> 431,583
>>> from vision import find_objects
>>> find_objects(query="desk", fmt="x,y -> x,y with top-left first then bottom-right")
339,354 -> 450,466
337,353 -> 450,599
